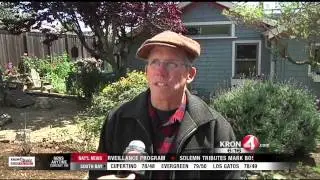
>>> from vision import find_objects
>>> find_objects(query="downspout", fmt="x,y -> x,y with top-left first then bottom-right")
270,39 -> 276,81
263,34 -> 276,81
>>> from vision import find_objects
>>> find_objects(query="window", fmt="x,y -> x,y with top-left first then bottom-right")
235,44 -> 259,77
183,22 -> 235,38
185,24 -> 231,36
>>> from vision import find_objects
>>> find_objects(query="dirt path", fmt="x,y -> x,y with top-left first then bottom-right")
0,96 -> 86,142
0,95 -> 89,179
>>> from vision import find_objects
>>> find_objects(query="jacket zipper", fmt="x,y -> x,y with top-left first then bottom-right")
136,118 -> 153,179
170,128 -> 197,180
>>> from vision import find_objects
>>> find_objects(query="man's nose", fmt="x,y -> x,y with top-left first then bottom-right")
156,62 -> 169,74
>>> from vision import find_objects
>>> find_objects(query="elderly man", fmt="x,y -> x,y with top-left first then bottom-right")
88,30 -> 240,179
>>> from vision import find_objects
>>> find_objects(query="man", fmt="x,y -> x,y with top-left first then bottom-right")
88,30 -> 240,179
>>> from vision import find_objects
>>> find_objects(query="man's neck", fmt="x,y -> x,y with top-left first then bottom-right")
150,90 -> 186,111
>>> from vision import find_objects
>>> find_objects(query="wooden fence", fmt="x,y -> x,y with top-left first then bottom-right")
0,30 -> 94,69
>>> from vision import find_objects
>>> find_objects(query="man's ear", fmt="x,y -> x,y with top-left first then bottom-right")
187,67 -> 196,83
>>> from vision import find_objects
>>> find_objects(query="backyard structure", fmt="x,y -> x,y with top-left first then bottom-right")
127,2 -> 320,99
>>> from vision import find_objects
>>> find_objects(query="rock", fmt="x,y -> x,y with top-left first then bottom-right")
4,90 -> 35,108
0,139 -> 10,143
34,97 -> 53,109
15,129 -> 31,142
0,113 -> 13,127
273,173 -> 287,179
248,175 -> 260,180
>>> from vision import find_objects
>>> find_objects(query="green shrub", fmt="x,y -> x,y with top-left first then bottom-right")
76,70 -> 148,148
22,53 -> 75,93
212,80 -> 320,154
66,58 -> 116,99
89,70 -> 148,115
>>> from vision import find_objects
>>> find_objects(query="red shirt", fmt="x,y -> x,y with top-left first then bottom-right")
148,92 -> 187,154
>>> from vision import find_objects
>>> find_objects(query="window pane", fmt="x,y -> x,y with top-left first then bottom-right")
186,26 -> 200,35
185,24 -> 231,36
236,44 -> 257,59
201,24 -> 230,36
235,61 -> 257,77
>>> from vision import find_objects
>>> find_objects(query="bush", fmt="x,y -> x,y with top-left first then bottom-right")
22,53 -> 75,93
66,58 -> 116,99
76,70 -> 148,150
212,80 -> 320,154
89,70 -> 148,115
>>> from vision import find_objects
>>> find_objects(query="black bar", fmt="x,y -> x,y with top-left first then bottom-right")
33,153 -> 71,170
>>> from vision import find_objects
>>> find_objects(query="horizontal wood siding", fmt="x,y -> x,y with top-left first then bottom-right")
275,39 -> 320,96
192,39 -> 232,95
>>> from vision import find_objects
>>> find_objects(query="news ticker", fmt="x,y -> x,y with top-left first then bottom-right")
8,153 -> 297,171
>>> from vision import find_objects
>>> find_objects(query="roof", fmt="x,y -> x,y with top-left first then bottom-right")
130,2 -> 277,38
177,2 -> 234,9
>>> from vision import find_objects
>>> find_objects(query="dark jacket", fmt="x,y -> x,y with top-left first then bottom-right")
88,89 -> 241,179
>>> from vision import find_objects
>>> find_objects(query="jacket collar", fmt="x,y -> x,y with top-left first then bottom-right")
119,89 -> 214,152
120,89 -> 213,124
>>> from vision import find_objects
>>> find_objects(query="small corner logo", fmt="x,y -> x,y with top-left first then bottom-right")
241,135 -> 260,152
8,156 -> 35,167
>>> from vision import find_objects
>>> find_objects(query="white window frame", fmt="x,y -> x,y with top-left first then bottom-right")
184,21 -> 236,39
308,43 -> 320,76
232,40 -> 262,77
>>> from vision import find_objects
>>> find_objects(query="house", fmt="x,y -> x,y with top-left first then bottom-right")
127,2 -> 320,99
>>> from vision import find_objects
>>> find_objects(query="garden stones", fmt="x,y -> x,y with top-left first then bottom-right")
34,96 -> 53,109
0,113 -> 13,129
4,90 -> 35,108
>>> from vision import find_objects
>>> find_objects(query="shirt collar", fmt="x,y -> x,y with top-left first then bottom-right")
148,92 -> 187,125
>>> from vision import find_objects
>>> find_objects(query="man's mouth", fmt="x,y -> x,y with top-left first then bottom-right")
154,82 -> 167,87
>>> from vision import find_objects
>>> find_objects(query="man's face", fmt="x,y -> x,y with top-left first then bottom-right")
146,46 -> 196,99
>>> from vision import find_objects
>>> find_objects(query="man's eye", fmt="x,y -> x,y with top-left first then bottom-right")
168,62 -> 178,68
150,60 -> 158,65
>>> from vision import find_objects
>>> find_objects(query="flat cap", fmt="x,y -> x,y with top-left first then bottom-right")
136,30 -> 201,62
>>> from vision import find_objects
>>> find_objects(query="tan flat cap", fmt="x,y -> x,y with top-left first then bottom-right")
136,30 -> 201,62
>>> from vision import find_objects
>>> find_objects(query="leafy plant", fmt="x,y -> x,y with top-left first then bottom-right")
66,58 -> 114,99
75,70 -> 148,149
91,70 -> 148,115
212,80 -> 320,154
22,53 -> 75,93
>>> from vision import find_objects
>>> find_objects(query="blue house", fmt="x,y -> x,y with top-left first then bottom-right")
127,2 -> 320,99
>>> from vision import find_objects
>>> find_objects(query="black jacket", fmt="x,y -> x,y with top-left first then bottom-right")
88,89 -> 241,179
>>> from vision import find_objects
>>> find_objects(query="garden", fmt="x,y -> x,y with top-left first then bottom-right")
1,54 -> 320,179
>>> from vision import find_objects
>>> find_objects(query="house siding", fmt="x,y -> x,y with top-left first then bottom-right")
182,2 -> 271,97
192,39 -> 232,96
127,33 -> 149,71
275,39 -> 320,96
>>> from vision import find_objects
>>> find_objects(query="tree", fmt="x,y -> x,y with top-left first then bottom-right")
223,2 -> 320,69
0,2 -> 185,76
